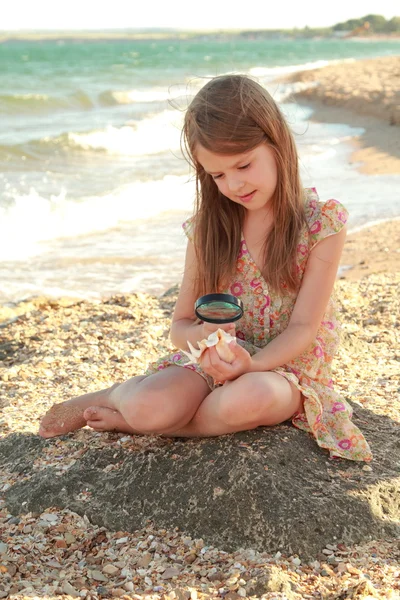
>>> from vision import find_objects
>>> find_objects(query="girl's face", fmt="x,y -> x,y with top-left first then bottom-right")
196,143 -> 278,214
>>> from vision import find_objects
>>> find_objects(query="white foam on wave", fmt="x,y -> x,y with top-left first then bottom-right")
0,175 -> 194,262
106,89 -> 175,104
68,109 -> 183,156
250,58 -> 356,79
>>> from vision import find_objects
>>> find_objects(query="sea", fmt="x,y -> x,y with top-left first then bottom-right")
1,36 -> 400,304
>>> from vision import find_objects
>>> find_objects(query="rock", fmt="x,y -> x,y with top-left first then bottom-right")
89,570 -> 108,582
102,564 -> 120,575
62,581 -> 80,596
1,411 -> 399,560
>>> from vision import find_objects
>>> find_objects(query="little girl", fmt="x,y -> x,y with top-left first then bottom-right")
39,74 -> 372,462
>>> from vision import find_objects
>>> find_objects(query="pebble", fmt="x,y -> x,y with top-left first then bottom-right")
102,564 -> 120,575
90,570 -> 108,582
62,581 -> 79,596
123,582 -> 134,592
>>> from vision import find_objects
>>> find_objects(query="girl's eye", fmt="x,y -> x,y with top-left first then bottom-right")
239,163 -> 250,170
212,174 -> 223,180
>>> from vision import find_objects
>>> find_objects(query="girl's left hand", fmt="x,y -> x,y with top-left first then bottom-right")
199,342 -> 254,384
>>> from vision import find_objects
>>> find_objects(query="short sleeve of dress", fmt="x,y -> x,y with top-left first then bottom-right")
182,216 -> 195,242
308,198 -> 349,250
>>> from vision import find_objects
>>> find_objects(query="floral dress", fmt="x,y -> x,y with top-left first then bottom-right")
145,188 -> 372,462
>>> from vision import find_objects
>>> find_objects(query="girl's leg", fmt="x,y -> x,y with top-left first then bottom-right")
39,367 -> 210,438
38,382 -> 127,438
167,371 -> 302,437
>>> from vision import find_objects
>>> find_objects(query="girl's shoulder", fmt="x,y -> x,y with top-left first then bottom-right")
182,215 -> 196,242
303,188 -> 348,249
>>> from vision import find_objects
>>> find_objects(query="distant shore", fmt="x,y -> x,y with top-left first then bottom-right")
1,30 -> 399,43
282,56 -> 400,175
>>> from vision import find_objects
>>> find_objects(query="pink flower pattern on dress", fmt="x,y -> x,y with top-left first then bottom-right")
145,189 -> 372,462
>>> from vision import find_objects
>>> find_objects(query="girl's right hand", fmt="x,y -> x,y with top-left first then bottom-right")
200,321 -> 236,339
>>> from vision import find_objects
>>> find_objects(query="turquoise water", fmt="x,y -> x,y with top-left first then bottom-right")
1,36 -> 399,301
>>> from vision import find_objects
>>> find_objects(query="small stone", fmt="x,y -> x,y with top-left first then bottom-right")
103,564 -> 120,576
97,586 -> 109,596
0,544 -> 7,554
322,548 -> 333,555
111,589 -> 125,597
362,465 -> 373,472
326,544 -> 337,551
336,562 -> 348,574
185,553 -> 197,564
292,557 -> 301,566
65,533 -> 77,544
208,571 -> 222,582
137,552 -> 152,568
320,569 -> 330,577
162,567 -> 181,579
124,582 -> 134,592
41,513 -> 59,523
90,570 -> 108,582
62,581 -> 79,596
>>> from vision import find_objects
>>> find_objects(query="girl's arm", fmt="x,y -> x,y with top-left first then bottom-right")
170,241 -> 235,350
200,227 -> 347,381
249,225 -> 347,371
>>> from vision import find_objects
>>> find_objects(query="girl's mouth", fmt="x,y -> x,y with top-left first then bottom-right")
239,190 -> 256,202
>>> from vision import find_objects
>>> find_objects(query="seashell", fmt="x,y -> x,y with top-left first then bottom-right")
182,329 -> 236,364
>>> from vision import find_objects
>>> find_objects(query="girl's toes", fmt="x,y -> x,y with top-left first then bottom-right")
84,406 -> 120,431
83,406 -> 98,421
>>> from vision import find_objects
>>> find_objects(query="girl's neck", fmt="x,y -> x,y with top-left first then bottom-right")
244,206 -> 274,231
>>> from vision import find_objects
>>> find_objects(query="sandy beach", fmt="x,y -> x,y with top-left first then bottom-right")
1,218 -> 399,598
1,55 -> 400,599
284,55 -> 400,175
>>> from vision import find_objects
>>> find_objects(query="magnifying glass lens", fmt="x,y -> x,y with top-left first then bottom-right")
195,293 -> 243,324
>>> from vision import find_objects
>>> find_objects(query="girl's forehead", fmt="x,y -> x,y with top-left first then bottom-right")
195,145 -> 253,170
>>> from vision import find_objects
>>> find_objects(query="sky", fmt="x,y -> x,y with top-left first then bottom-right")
1,0 -> 398,31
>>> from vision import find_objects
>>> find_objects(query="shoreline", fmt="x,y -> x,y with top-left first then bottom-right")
283,56 -> 400,175
0,217 -> 399,317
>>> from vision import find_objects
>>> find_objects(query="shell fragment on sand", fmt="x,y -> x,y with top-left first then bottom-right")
182,329 -> 236,364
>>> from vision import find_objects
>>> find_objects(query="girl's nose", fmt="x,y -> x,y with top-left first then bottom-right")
228,176 -> 245,192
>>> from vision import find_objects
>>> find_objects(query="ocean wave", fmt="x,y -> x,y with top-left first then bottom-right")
0,175 -> 192,261
99,88 -> 174,106
0,109 -> 183,160
0,90 -> 94,114
249,58 -> 356,79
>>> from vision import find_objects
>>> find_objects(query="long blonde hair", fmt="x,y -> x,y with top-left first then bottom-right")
182,74 -> 306,296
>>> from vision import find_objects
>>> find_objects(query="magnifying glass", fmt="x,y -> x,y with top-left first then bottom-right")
195,293 -> 244,324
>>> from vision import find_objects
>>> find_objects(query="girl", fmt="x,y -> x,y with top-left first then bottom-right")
39,74 -> 372,462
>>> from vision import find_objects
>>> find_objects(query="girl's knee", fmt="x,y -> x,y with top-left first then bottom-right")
118,387 -> 171,433
219,373 -> 277,427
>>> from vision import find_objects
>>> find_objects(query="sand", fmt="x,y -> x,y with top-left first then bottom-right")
282,55 -> 400,175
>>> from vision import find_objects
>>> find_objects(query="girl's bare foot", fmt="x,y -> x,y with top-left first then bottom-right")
38,386 -> 117,438
84,406 -> 137,434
